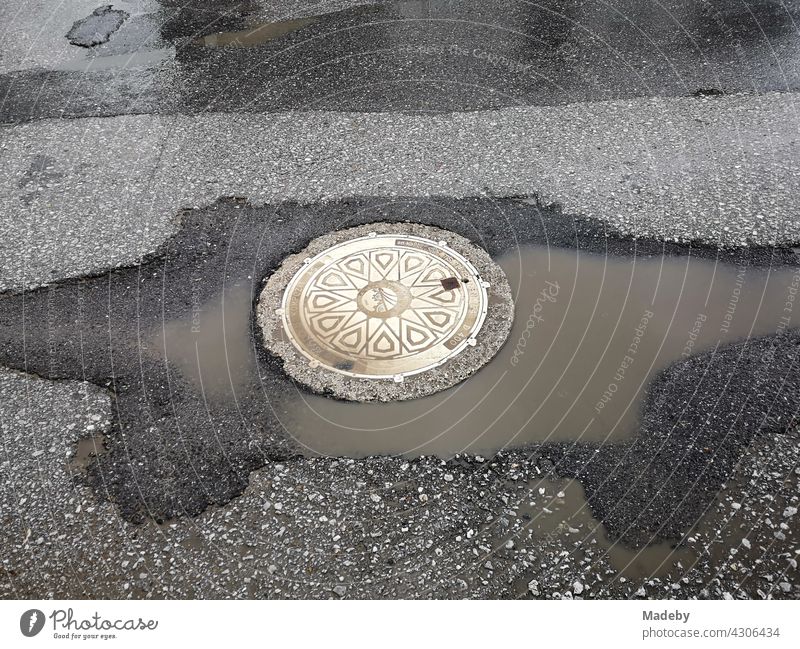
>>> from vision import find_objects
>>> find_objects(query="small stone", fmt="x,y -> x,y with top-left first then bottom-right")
783,506 -> 797,518
741,538 -> 752,550
370,494 -> 381,503
332,585 -> 347,597
573,581 -> 584,595
444,473 -> 454,482
528,579 -> 539,596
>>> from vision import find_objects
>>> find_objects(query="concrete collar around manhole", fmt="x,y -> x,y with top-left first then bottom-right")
257,223 -> 514,401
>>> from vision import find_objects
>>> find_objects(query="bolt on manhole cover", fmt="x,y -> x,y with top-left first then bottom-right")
258,223 -> 514,401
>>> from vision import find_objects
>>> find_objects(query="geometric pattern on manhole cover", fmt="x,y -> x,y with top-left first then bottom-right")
279,232 -> 489,380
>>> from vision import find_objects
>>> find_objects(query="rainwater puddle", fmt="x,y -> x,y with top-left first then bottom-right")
67,433 -> 107,473
192,17 -> 318,48
281,246 -> 800,457
147,247 -> 799,458
150,286 -> 256,398
507,474 -> 772,590
509,478 -> 694,581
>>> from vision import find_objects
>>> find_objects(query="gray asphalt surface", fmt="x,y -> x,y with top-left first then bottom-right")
2,364 -> 798,599
1,0 -> 799,600
3,0 -> 800,120
2,91 -> 799,291
1,196 -> 798,585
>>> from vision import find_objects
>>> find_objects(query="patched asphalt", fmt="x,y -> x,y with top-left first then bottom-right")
2,92 -> 799,291
1,197 -> 797,549
2,0 -> 800,120
2,360 -> 799,599
1,0 -> 799,600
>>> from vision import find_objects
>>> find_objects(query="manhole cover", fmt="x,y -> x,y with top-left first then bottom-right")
258,223 -> 513,401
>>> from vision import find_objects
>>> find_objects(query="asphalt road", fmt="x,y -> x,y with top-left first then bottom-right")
2,0 -> 800,120
1,0 -> 799,599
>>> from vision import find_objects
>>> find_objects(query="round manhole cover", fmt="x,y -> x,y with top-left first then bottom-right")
258,223 -> 513,401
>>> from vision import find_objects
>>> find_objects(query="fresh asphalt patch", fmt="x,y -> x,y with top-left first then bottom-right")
66,5 -> 130,48
0,196 -> 798,550
2,0 -> 800,121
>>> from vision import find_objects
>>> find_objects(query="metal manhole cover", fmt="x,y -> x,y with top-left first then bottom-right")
258,223 -> 514,402
280,233 -> 488,379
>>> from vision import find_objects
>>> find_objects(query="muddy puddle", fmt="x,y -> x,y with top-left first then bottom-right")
504,440 -> 793,596
505,471 -> 778,589
281,246 -> 800,456
149,246 -> 799,458
150,285 -> 257,398
67,433 -> 108,473
506,478 -> 694,582
192,17 -> 319,48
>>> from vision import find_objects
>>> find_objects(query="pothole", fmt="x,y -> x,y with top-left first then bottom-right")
67,433 -> 108,474
191,17 -> 318,48
257,223 -> 514,401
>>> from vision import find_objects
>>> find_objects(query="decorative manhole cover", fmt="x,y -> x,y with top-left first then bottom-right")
258,223 -> 514,401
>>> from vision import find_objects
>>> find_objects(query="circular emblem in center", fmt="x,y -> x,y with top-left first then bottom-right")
357,280 -> 411,318
257,223 -> 514,402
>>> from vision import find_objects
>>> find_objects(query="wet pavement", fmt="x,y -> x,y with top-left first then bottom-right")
1,0 -> 799,600
1,197 -> 798,548
3,0 -> 800,120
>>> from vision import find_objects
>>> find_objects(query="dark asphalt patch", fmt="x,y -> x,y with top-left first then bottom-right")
0,196 -> 798,548
66,6 -> 129,48
3,0 -> 800,121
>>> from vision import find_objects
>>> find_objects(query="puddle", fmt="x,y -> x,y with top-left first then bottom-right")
67,433 -> 108,473
146,246 -> 799,457
149,286 -> 257,399
279,246 -> 800,457
506,436 -> 794,596
508,478 -> 694,581
192,17 -> 318,48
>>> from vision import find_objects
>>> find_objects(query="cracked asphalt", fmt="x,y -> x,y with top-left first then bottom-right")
1,0 -> 799,600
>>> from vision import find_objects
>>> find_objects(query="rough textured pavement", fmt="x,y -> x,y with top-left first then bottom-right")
2,92 -> 799,291
2,363 -> 798,599
3,0 -> 800,120
1,0 -> 799,600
